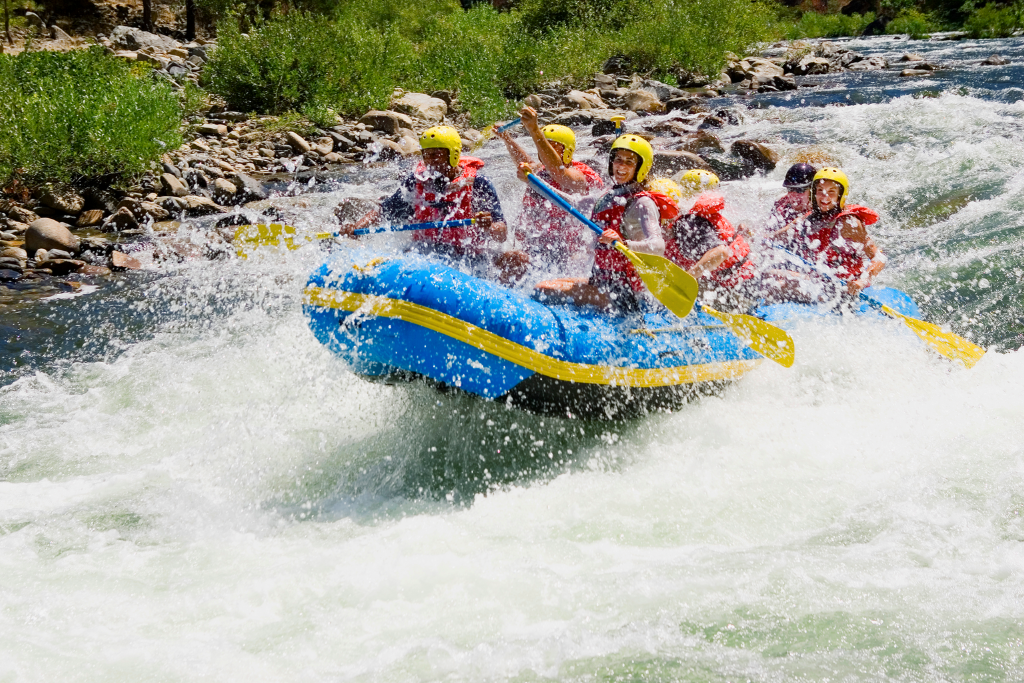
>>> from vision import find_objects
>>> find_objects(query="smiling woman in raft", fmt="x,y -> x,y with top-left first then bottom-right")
517,133 -> 682,313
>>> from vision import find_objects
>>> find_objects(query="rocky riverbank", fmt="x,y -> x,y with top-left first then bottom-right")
0,25 -> 1013,306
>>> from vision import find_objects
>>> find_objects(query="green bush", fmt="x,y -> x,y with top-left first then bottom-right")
204,0 -> 778,126
0,47 -> 182,186
780,11 -> 876,38
885,8 -> 939,37
963,1 -> 1023,37
204,10 -> 402,119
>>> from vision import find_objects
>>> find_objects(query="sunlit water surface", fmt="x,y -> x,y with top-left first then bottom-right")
2,35 -> 1024,682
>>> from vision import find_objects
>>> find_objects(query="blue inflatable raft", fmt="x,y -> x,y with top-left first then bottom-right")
303,250 -> 923,419
304,251 -> 770,418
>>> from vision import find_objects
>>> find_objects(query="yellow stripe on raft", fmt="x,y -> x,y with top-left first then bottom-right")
304,286 -> 761,388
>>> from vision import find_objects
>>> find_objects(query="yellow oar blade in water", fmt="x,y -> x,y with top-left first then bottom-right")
701,305 -> 796,368
234,224 -> 331,258
877,301 -> 986,368
615,242 -> 699,319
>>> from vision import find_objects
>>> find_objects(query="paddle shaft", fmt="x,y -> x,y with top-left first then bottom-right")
354,219 -> 474,236
497,118 -> 521,134
525,172 -> 608,240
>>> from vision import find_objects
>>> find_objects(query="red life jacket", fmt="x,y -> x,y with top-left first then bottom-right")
592,187 -> 678,292
665,193 -> 754,288
520,162 -> 603,256
411,156 -> 487,255
797,204 -> 879,281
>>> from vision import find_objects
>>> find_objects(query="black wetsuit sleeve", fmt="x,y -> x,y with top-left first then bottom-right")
471,176 -> 505,222
379,178 -> 416,224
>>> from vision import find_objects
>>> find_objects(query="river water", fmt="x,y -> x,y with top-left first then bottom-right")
2,35 -> 1024,682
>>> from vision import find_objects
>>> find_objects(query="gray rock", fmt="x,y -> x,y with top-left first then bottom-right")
563,90 -> 605,109
847,56 -> 887,71
731,140 -> 779,172
110,26 -> 179,52
358,110 -> 414,135
182,196 -> 226,215
162,162 -> 182,178
1,203 -> 40,224
50,25 -> 72,42
102,207 -> 140,232
654,151 -> 713,175
430,90 -> 455,106
594,73 -> 617,88
24,12 -> 44,29
285,131 -> 311,154
624,90 -> 664,113
39,185 -> 85,215
678,131 -> 724,154
0,268 -> 22,281
25,218 -> 80,254
197,123 -> 227,137
44,249 -> 73,261
161,173 -> 189,197
75,209 -> 105,227
230,173 -> 268,201
983,53 -> 1009,66
392,92 -> 447,123
635,78 -> 686,102
186,45 -> 208,60
900,69 -> 933,77
159,197 -> 188,214
794,56 -> 832,76
213,178 -> 238,203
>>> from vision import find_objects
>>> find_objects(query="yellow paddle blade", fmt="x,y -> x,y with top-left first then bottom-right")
233,224 -> 333,258
470,124 -> 496,151
878,303 -> 986,368
615,243 -> 699,318
702,306 -> 796,368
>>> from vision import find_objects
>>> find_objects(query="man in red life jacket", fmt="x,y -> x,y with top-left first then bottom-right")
520,134 -> 670,313
761,163 -> 816,243
663,170 -> 758,310
496,107 -> 603,270
338,125 -> 527,282
775,167 -> 886,296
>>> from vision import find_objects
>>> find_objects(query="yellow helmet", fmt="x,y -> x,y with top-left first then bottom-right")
541,124 -> 576,165
419,125 -> 462,168
609,134 -> 654,184
812,167 -> 849,209
647,177 -> 683,206
677,169 -> 720,198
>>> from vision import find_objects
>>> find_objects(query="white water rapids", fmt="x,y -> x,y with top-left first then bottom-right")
3,35 -> 1024,682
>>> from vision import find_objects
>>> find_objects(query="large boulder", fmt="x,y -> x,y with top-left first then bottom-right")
359,110 -> 414,135
230,173 -> 268,202
731,140 -> 779,172
563,90 -> 606,110
392,92 -> 447,123
633,77 -> 686,102
794,55 -> 832,75
25,218 -> 80,254
285,131 -> 311,154
38,185 -> 85,215
678,131 -> 724,155
654,151 -> 713,175
160,173 -> 189,197
623,90 -> 664,113
847,56 -> 888,71
109,26 -> 178,52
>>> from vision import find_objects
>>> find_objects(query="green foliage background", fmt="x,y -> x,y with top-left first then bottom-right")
0,47 -> 183,186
